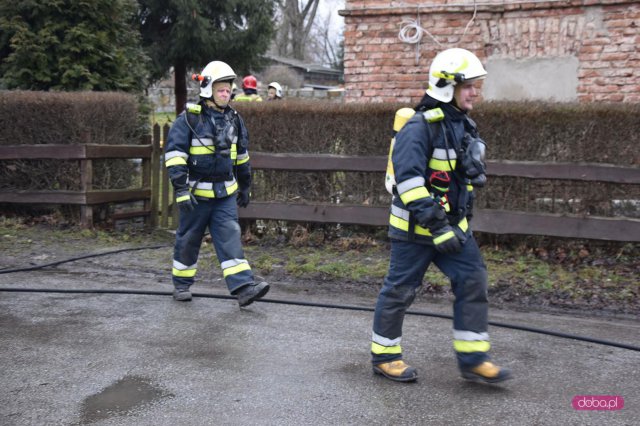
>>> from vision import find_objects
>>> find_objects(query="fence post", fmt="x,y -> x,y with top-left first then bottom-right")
150,126 -> 161,228
160,124 -> 171,228
80,157 -> 93,228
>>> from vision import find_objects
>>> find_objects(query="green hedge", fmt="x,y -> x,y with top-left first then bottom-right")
0,91 -> 142,191
235,100 -> 640,217
236,99 -> 640,164
0,90 -> 141,146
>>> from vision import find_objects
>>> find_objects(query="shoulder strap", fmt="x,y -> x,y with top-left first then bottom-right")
422,108 -> 445,160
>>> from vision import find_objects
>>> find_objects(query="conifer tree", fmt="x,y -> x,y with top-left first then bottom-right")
0,0 -> 148,92
137,0 -> 277,114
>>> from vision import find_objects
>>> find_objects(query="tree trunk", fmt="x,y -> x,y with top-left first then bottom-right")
281,0 -> 320,60
174,60 -> 187,116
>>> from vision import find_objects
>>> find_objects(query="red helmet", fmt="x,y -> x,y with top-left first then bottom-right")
242,75 -> 258,90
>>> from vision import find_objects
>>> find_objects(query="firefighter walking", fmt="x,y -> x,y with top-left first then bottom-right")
371,48 -> 512,383
164,61 -> 269,307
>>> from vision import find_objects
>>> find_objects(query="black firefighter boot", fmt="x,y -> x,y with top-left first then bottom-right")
173,288 -> 192,302
235,282 -> 270,307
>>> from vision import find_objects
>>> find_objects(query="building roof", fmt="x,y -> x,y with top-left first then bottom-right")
266,55 -> 342,77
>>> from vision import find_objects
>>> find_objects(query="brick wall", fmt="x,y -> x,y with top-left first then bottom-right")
340,0 -> 640,103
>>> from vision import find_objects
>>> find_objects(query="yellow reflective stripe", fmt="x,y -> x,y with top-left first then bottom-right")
371,342 -> 402,355
428,158 -> 456,171
467,184 -> 474,191
166,157 -> 187,167
399,186 -> 430,205
190,146 -> 215,155
236,156 -> 249,165
191,182 -> 237,198
458,217 -> 468,232
193,189 -> 214,198
226,181 -> 238,194
222,262 -> 251,278
176,194 -> 190,203
389,214 -> 432,236
433,230 -> 454,244
172,267 -> 197,278
231,144 -> 237,160
444,200 -> 451,212
453,340 -> 491,353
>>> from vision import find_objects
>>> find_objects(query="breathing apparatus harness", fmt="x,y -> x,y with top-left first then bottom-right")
182,99 -> 240,191
436,110 -> 488,227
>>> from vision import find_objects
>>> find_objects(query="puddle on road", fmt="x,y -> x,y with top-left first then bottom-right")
78,375 -> 172,424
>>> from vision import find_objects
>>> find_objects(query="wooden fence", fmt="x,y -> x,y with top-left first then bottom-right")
238,153 -> 640,242
0,140 -> 156,228
2,122 -> 639,242
151,122 -> 640,242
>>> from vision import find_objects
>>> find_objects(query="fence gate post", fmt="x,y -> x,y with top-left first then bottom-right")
150,127 -> 161,228
160,124 -> 171,228
80,158 -> 93,228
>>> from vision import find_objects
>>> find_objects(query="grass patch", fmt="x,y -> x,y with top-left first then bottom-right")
275,247 -> 388,281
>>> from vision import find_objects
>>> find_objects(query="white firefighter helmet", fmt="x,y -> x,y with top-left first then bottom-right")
199,61 -> 237,98
268,82 -> 283,98
426,48 -> 487,103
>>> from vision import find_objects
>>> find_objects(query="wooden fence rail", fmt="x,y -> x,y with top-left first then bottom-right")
234,152 -> 640,242
0,142 -> 155,228
249,152 -> 640,184
154,148 -> 640,241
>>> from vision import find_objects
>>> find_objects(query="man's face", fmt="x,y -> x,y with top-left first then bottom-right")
267,88 -> 277,99
453,82 -> 478,111
212,82 -> 232,107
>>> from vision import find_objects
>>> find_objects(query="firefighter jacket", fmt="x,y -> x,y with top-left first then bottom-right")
388,103 -> 481,244
234,93 -> 263,102
164,103 -> 252,199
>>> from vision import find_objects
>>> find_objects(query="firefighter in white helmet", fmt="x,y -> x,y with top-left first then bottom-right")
163,60 -> 269,306
371,48 -> 512,384
267,82 -> 283,100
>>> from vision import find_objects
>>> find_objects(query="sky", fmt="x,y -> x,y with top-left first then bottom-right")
318,0 -> 346,43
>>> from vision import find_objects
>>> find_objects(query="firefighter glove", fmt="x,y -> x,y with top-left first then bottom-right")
414,200 -> 447,230
176,189 -> 197,213
431,223 -> 462,254
453,226 -> 468,246
237,188 -> 250,208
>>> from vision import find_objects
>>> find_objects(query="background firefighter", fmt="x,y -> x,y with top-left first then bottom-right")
163,61 -> 269,307
234,75 -> 263,102
267,82 -> 283,100
371,48 -> 512,384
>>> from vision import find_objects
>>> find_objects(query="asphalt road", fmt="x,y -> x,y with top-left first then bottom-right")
0,247 -> 638,425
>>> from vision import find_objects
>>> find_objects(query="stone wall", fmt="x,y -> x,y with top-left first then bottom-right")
340,0 -> 639,103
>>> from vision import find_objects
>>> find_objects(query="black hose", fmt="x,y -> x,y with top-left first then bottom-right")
1,287 -> 638,352
0,244 -> 170,274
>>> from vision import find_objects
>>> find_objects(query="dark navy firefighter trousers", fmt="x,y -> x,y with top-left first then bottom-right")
371,235 -> 491,370
172,195 -> 254,294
